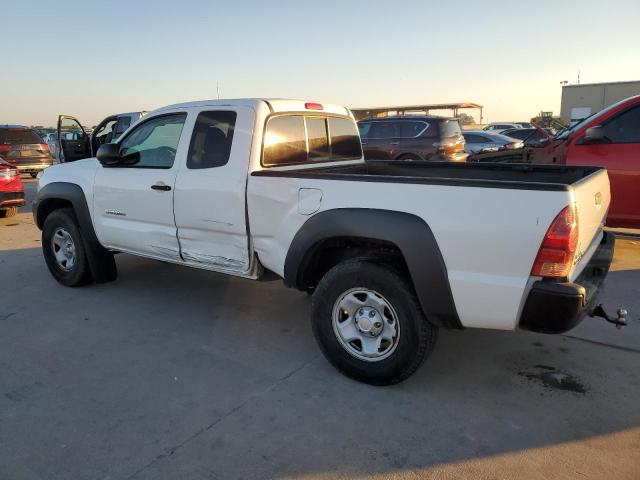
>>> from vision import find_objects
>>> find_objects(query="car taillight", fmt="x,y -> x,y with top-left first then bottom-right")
531,204 -> 579,279
39,143 -> 50,151
0,167 -> 17,181
0,145 -> 10,152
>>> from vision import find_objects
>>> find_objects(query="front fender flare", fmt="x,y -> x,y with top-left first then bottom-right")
33,182 -> 116,283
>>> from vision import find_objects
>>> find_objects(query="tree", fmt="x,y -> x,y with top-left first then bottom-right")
457,113 -> 476,125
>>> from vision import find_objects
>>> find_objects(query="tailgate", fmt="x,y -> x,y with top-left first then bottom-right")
570,168 -> 610,279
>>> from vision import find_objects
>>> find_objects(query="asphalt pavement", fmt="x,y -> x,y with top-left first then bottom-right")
1,179 -> 639,479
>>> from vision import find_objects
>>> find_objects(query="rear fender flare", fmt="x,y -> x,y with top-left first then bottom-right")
284,208 -> 462,329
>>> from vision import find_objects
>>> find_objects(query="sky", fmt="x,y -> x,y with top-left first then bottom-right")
3,0 -> 640,126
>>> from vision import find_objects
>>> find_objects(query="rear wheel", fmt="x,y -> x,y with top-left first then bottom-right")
311,260 -> 438,385
0,207 -> 18,218
42,208 -> 93,286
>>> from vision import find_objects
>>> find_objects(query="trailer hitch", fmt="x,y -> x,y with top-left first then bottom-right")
590,304 -> 628,329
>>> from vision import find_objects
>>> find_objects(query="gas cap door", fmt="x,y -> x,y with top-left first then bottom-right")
298,188 -> 323,215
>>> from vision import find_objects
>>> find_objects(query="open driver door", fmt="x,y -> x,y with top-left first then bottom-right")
57,115 -> 90,162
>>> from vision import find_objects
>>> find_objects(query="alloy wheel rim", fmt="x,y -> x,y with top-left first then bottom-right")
332,287 -> 400,362
51,228 -> 76,271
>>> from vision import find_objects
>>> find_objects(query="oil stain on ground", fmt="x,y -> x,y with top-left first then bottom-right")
518,365 -> 587,394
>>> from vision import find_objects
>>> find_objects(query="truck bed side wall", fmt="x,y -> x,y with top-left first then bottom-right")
247,175 -> 571,330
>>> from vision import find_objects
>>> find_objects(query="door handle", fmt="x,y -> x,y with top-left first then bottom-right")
390,141 -> 400,146
151,183 -> 171,191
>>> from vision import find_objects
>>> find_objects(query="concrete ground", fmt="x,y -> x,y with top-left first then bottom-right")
1,179 -> 639,480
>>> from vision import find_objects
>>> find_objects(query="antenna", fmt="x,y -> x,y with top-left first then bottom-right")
577,70 -> 581,84
216,81 -> 220,100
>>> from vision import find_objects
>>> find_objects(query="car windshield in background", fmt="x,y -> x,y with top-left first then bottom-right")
0,128 -> 43,144
440,120 -> 461,138
263,115 -> 361,166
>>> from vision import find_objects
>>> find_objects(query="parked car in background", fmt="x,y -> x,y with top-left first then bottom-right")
501,128 -> 549,146
0,125 -> 54,177
515,122 -> 533,129
57,111 -> 146,162
529,95 -> 640,229
482,122 -> 523,134
358,116 -> 467,162
462,130 -> 524,155
42,132 -> 59,160
0,158 -> 25,217
33,128 -> 55,139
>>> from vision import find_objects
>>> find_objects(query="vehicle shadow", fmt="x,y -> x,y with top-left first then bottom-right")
0,246 -> 639,479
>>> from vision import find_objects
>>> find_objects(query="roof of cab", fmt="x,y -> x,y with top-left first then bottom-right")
154,98 -> 352,117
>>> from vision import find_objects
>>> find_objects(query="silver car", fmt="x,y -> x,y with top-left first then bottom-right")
462,130 -> 524,154
482,122 -> 523,134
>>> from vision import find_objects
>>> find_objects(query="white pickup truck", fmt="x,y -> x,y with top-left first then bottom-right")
33,98 -> 618,385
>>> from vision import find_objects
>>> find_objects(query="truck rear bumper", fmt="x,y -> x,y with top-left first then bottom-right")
519,231 -> 615,334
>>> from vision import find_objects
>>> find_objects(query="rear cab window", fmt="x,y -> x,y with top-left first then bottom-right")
263,115 -> 362,167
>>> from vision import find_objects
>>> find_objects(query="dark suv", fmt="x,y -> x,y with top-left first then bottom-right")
357,116 -> 467,162
0,125 -> 54,177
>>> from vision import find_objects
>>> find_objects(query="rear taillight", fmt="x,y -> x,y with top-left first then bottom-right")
531,204 -> 579,279
434,140 -> 463,156
305,102 -> 323,110
0,145 -> 10,152
39,143 -> 50,151
0,167 -> 17,181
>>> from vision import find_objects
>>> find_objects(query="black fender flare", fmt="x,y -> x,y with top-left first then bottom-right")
284,208 -> 462,329
33,182 -> 117,283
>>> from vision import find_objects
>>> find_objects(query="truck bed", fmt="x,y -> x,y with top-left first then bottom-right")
253,160 -> 603,191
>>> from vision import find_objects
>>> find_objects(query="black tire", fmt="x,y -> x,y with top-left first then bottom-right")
42,208 -> 93,287
311,260 -> 438,385
396,153 -> 422,161
0,207 -> 18,218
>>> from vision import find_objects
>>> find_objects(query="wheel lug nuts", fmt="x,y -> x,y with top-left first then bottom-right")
375,322 -> 382,328
369,311 -> 375,318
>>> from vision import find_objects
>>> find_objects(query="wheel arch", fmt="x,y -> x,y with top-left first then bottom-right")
34,182 -> 116,283
284,208 -> 462,329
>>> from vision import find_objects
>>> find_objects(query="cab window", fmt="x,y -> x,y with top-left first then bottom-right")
187,111 -> 237,169
602,106 -> 640,143
263,115 -> 362,166
119,113 -> 186,168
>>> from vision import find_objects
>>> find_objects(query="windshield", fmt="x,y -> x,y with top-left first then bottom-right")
555,97 -> 632,140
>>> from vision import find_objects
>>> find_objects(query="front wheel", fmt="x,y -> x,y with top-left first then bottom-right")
311,260 -> 438,385
42,208 -> 93,286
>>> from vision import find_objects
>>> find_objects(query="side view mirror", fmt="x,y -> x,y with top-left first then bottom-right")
96,143 -> 121,166
583,126 -> 607,144
527,137 -> 548,147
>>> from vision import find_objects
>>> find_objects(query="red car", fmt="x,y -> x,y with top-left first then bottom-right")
529,95 -> 640,229
0,158 -> 25,218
